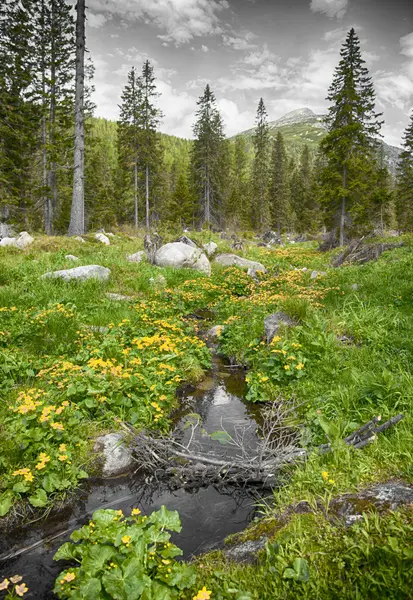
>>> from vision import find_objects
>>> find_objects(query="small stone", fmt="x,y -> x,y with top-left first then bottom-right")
15,232 -> 34,249
0,237 -> 17,248
74,236 -> 86,243
106,232 -> 115,237
264,312 -> 296,344
65,254 -> 79,261
214,254 -> 266,272
94,433 -> 134,477
351,283 -> 359,291
95,233 -> 110,245
87,325 -> 110,334
207,325 -> 225,340
127,251 -> 145,263
310,270 -> 327,279
106,293 -> 134,302
203,241 -> 218,257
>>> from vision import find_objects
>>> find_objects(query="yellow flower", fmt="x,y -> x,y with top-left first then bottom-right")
322,471 -> 329,480
284,364 -> 290,370
35,462 -> 47,470
121,535 -> 131,544
296,362 -> 304,370
131,508 -> 141,516
58,454 -> 68,461
10,576 -> 23,584
51,422 -> 64,431
61,573 -> 76,583
328,479 -> 335,485
161,559 -> 171,565
260,376 -> 269,382
0,579 -> 9,590
193,587 -> 212,600
116,510 -> 123,516
59,444 -> 67,452
15,583 -> 29,597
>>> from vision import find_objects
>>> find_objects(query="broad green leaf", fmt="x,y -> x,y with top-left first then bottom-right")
79,577 -> 102,599
148,506 -> 181,533
92,509 -> 119,527
318,416 -> 340,440
53,542 -> 78,562
28,488 -> 48,507
292,557 -> 310,582
83,544 -> 117,575
0,494 -> 13,517
149,580 -> 177,600
102,568 -> 150,600
13,481 -> 30,493
42,473 -> 63,493
209,430 -> 232,444
71,524 -> 91,542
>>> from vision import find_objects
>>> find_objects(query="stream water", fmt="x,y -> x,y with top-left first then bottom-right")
0,355 -> 265,598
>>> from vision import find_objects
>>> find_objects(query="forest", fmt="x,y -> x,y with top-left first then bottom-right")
1,1 -> 413,599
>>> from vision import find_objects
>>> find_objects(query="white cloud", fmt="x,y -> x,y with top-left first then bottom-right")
374,31 -> 413,111
217,98 -> 254,136
323,24 -> 362,42
87,12 -> 109,28
201,45 -> 209,53
222,31 -> 257,50
243,45 -> 277,67
310,0 -> 348,20
87,0 -> 229,45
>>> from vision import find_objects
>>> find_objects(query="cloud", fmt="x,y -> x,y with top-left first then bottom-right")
216,98 -> 254,136
323,24 -> 362,42
87,0 -> 229,45
310,0 -> 348,20
87,12 -> 109,28
222,31 -> 257,50
201,45 -> 209,52
243,45 -> 277,67
374,31 -> 413,110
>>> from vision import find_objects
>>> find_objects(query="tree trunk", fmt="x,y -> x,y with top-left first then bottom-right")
339,164 -> 347,247
68,0 -> 85,236
145,163 -> 149,230
134,161 -> 138,229
42,116 -> 52,235
49,5 -> 57,231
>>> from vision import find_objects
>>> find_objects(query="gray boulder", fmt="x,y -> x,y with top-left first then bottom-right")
154,242 -> 211,276
0,223 -> 14,239
264,312 -> 296,343
207,325 -> 226,340
94,433 -> 134,477
127,251 -> 145,263
176,235 -> 197,248
15,232 -> 34,249
106,293 -> 134,301
42,264 -> 111,282
74,236 -> 86,243
215,254 -> 266,273
262,231 -> 281,245
310,270 -> 327,280
95,232 -> 110,245
0,237 -> 17,248
65,254 -> 79,261
203,241 -> 218,257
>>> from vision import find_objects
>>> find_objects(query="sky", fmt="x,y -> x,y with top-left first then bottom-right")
82,0 -> 413,147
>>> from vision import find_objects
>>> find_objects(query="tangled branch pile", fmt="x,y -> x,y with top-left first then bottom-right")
332,238 -> 404,267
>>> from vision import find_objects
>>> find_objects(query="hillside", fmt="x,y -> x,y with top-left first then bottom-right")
235,107 -> 402,174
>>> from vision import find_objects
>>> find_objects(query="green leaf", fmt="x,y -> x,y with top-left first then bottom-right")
28,488 -> 48,507
13,481 -> 30,493
83,544 -> 117,575
0,493 -> 14,517
283,558 -> 310,582
209,430 -> 232,444
102,569 -> 150,600
148,506 -> 181,533
92,509 -> 119,527
42,473 -> 63,493
53,542 -> 78,562
318,416 -> 340,440
78,470 -> 89,479
79,578 -> 102,599
149,580 -> 177,600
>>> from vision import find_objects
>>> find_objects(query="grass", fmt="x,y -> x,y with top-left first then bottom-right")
1,230 -> 412,597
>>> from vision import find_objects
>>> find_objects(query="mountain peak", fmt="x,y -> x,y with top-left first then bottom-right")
272,107 -> 319,127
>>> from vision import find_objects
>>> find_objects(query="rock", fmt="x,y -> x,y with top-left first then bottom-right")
294,234 -> 307,242
106,293 -> 134,302
144,233 -> 163,265
127,251 -> 145,263
215,254 -> 266,273
310,270 -> 327,280
264,312 -> 296,343
247,267 -> 260,283
87,325 -> 110,334
224,537 -> 268,564
0,237 -> 17,248
262,231 -> 281,245
149,274 -> 167,289
95,232 -> 110,245
207,325 -> 225,340
94,433 -> 134,477
15,231 -> 34,249
351,283 -> 360,291
65,254 -> 79,261
176,235 -> 197,248
329,481 -> 413,526
154,242 -> 211,276
106,232 -> 115,237
0,223 -> 14,239
42,264 -> 111,282
74,236 -> 86,243
203,241 -> 218,257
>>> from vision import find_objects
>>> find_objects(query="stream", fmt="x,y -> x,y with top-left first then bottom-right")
0,355 -> 266,598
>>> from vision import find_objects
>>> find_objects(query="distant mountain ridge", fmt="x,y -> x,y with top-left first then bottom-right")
235,107 -> 402,175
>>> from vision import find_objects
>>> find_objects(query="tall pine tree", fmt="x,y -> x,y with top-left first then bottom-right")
190,84 -> 225,227
269,132 -> 291,234
251,98 -> 271,231
319,28 -> 384,245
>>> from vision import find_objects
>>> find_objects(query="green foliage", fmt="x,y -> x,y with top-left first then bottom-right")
53,506 -> 196,599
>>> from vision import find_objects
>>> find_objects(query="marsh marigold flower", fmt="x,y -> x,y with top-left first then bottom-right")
193,587 -> 212,600
15,583 -> 28,597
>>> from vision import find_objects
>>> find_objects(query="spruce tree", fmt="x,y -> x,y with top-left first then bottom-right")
319,27 -> 384,245
251,98 -> 271,231
190,84 -> 225,227
396,113 -> 413,231
226,136 -> 250,229
269,132 -> 291,234
370,144 -> 395,233
138,60 -> 162,229
117,67 -> 142,228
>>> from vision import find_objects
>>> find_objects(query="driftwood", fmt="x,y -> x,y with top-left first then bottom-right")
332,239 -> 404,267
319,414 -> 404,454
127,410 -> 404,488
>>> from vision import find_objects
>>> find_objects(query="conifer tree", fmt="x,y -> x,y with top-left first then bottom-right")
251,98 -> 271,230
290,144 -> 319,232
226,136 -> 250,229
396,112 -> 413,231
190,84 -> 225,227
319,27 -> 384,245
269,132 -> 291,234
370,144 -> 395,233
139,60 -> 162,229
